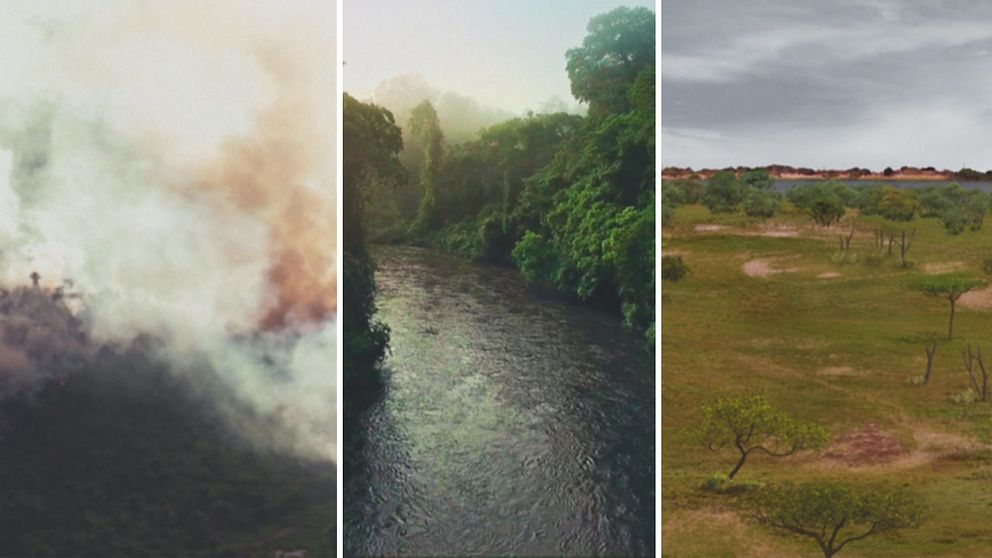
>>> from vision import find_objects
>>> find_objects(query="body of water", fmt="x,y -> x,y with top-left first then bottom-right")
344,246 -> 655,556
771,179 -> 991,192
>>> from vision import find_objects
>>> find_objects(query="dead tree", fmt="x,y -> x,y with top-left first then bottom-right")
873,227 -> 884,251
923,339 -> 937,384
838,222 -> 856,258
899,229 -> 915,268
963,345 -> 989,402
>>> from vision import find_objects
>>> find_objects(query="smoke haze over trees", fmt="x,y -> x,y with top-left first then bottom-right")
0,2 -> 336,555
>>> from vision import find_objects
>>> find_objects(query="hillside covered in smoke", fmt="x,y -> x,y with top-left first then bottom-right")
0,1 -> 335,555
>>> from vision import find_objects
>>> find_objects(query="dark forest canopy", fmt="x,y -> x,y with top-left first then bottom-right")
348,5 -> 656,350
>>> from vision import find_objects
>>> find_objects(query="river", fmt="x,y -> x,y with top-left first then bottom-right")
344,246 -> 655,556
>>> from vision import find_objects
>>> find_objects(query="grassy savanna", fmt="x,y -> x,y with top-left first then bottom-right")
663,199 -> 992,557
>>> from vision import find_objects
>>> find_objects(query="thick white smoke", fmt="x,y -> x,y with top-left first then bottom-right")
0,1 -> 336,461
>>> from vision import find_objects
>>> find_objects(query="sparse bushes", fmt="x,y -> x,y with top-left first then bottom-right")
666,170 -> 784,219
983,258 -> 992,275
916,183 -> 991,234
951,388 -> 979,405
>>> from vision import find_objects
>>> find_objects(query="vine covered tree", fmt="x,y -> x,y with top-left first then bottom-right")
698,395 -> 828,479
744,482 -> 925,558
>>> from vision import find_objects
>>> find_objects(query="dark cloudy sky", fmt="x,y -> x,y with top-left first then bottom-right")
662,0 -> 992,170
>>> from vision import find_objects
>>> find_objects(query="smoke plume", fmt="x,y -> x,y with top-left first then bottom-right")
0,1 -> 336,460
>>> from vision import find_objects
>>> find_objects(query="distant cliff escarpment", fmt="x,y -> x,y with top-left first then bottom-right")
662,165 -> 992,182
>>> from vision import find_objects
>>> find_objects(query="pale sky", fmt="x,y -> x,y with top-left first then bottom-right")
344,0 -> 655,115
663,0 -> 992,170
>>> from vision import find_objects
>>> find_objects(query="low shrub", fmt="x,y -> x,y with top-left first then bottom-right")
662,255 -> 689,282
700,473 -> 760,495
951,388 -> 978,405
982,258 -> 992,275
863,254 -> 884,267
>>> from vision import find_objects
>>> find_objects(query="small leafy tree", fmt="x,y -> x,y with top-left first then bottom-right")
809,196 -> 845,226
940,206 -> 968,235
878,186 -> 918,221
741,168 -> 774,190
743,482 -> 925,558
743,188 -> 781,218
697,395 -> 828,479
913,274 -> 986,339
702,171 -> 745,213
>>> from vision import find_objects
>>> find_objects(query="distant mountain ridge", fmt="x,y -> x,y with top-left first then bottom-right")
661,165 -> 992,182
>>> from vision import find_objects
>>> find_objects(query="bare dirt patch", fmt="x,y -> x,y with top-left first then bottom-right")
822,423 -> 907,465
692,223 -> 800,238
817,272 -> 842,279
695,224 -> 727,232
922,261 -> 966,275
747,225 -> 800,238
959,285 -> 992,310
742,257 -> 800,278
817,366 -> 857,377
817,424 -> 986,469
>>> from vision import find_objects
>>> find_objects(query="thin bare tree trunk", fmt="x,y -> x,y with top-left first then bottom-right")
948,298 -> 957,339
924,341 -> 937,384
728,450 -> 747,479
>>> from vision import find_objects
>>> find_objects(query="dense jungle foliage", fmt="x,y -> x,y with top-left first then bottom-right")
342,93 -> 405,411
361,6 -> 657,347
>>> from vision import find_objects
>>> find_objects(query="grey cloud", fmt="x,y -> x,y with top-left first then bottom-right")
663,0 -> 992,168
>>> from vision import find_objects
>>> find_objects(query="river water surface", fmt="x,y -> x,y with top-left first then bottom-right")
344,246 -> 655,556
